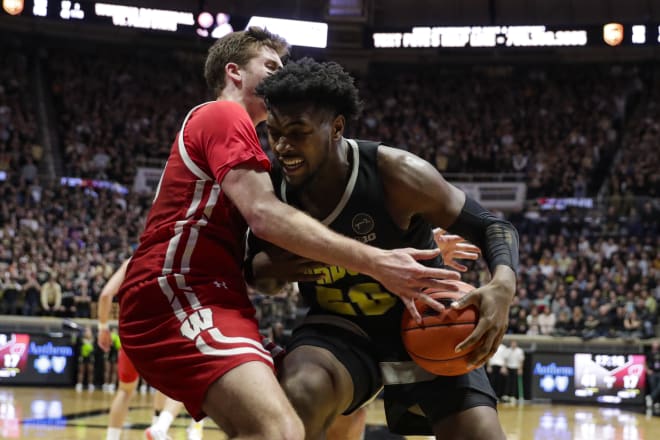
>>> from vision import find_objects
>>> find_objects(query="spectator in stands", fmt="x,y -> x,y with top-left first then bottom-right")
74,278 -> 93,318
551,296 -> 571,319
623,309 -> 643,338
511,308 -> 529,335
537,305 -> 557,335
553,309 -> 572,336
1,271 -> 21,315
40,272 -> 63,316
566,306 -> 585,337
60,278 -> 77,317
21,271 -> 41,316
526,306 -> 541,335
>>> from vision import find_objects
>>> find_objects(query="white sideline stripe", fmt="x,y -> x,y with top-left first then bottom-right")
174,274 -> 202,310
196,337 -> 273,364
157,276 -> 187,322
179,224 -> 199,274
203,184 -> 221,219
178,103 -> 213,181
171,297 -> 187,322
208,328 -> 269,354
186,180 -> 207,218
180,218 -> 207,274
196,341 -> 274,363
162,220 -> 187,275
157,276 -> 174,302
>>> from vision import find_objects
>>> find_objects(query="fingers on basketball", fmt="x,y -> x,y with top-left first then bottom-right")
401,280 -> 480,376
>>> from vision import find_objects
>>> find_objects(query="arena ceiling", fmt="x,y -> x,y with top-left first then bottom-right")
162,0 -> 659,26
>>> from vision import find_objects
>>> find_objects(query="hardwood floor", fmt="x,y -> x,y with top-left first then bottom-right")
1,387 -> 659,439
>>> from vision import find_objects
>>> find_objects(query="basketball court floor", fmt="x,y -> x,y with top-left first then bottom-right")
2,387 -> 660,439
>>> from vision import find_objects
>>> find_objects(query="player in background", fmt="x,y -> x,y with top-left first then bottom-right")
117,27 -> 462,440
98,260 -> 204,440
249,58 -> 519,439
75,325 -> 96,392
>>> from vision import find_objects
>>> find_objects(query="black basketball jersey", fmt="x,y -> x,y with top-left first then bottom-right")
270,139 -> 442,359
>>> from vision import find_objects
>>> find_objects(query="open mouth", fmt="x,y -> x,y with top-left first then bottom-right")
280,157 -> 305,172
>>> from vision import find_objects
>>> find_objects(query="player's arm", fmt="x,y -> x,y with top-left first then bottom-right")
378,145 -> 519,366
244,231 -> 322,294
222,164 -> 463,322
97,259 -> 129,352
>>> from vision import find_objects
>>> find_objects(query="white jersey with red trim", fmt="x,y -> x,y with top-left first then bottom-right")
120,100 -> 271,298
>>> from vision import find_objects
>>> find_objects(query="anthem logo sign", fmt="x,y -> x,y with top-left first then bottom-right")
534,362 -> 574,393
530,353 -> 575,399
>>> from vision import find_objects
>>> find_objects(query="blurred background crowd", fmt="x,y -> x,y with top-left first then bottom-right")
0,44 -> 657,344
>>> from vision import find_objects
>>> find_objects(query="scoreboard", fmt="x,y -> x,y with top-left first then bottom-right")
574,353 -> 646,403
0,333 -> 76,386
531,352 -> 647,405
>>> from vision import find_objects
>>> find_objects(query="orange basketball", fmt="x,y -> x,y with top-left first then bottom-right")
401,280 -> 479,376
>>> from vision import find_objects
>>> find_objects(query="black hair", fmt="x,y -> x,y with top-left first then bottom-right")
256,57 -> 362,120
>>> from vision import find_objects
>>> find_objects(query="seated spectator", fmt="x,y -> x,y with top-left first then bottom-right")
1,272 -> 21,315
553,310 -> 572,336
526,306 -> 541,336
40,272 -> 63,316
510,308 -> 529,335
538,305 -> 557,336
623,309 -> 643,339
566,306 -> 585,337
60,278 -> 77,318
74,279 -> 92,318
22,271 -> 41,316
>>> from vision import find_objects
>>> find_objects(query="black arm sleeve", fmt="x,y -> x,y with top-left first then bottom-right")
445,196 -> 519,274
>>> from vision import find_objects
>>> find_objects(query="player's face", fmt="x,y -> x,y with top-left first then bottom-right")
241,46 -> 283,123
266,103 -> 337,186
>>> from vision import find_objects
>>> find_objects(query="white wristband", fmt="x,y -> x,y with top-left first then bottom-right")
98,322 -> 109,331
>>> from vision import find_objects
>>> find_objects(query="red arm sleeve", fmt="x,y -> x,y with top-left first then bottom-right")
183,101 -> 271,183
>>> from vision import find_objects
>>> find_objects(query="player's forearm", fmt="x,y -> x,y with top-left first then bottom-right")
489,265 -> 516,300
249,202 -> 377,276
97,293 -> 113,324
446,196 -> 519,275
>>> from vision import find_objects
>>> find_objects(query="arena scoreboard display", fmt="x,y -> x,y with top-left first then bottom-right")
1,0 -> 241,35
1,0 -> 328,47
371,23 -> 660,49
531,352 -> 647,405
0,333 -> 76,386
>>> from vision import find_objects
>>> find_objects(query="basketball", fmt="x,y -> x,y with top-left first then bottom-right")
401,280 -> 479,376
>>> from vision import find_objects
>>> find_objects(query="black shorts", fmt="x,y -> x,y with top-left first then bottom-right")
287,323 -> 382,414
287,323 -> 497,435
78,355 -> 94,365
105,348 -> 118,363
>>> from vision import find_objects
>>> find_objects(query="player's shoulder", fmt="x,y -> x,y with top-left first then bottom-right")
190,100 -> 250,122
375,143 -> 430,177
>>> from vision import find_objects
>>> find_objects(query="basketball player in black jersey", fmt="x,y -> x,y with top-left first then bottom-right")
247,58 -> 519,439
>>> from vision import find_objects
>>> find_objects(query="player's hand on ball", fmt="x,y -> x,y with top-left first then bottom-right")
369,247 -> 462,324
432,228 -> 481,272
451,271 -> 515,368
